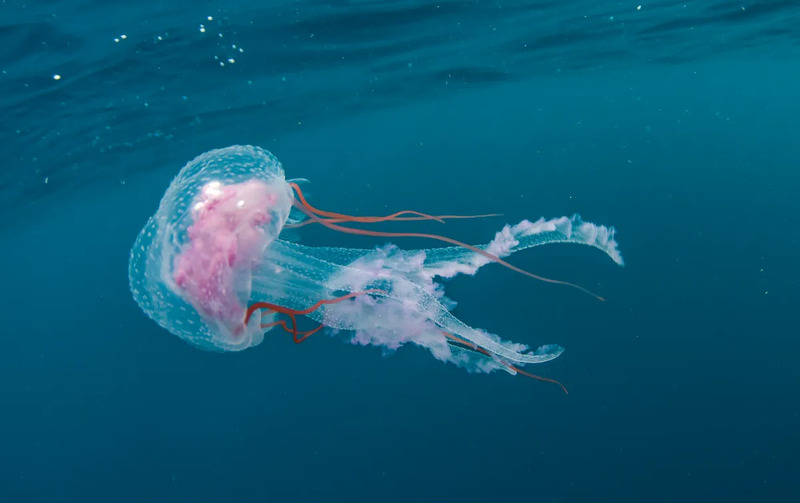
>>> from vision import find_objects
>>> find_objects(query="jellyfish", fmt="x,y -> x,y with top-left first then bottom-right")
128,145 -> 623,392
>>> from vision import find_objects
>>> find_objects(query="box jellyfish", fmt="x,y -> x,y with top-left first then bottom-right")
128,145 -> 623,392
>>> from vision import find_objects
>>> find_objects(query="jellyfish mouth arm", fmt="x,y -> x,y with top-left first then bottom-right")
311,248 -> 565,366
277,214 -> 622,289
422,215 -> 623,280
317,277 -> 564,366
433,304 -> 565,366
256,238 -> 563,366
252,239 -> 566,389
256,240 -> 562,367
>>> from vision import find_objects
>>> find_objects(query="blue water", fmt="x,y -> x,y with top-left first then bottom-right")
2,1 -> 799,501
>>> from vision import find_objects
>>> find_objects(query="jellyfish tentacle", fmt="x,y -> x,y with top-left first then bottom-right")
383,213 -> 502,221
290,182 -> 444,223
285,213 -> 502,229
259,318 -> 325,343
246,289 -> 386,343
441,331 -> 568,394
506,363 -> 569,395
293,323 -> 325,342
246,288 -> 386,323
289,182 -> 499,225
284,212 -> 444,228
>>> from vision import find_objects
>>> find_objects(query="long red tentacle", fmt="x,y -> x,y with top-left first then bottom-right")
442,331 -> 568,394
245,290 -> 385,344
260,318 -> 325,343
288,182 -> 500,225
285,213 -> 502,229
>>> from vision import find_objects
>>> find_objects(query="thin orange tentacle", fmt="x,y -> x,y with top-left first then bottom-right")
285,213 -> 502,229
505,363 -> 570,395
245,290 -> 385,344
254,308 -> 318,343
288,182 -> 500,225
441,331 -> 568,394
260,318 -> 325,343
246,289 -> 384,324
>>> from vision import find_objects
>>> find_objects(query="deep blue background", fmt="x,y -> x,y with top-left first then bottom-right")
2,2 -> 798,502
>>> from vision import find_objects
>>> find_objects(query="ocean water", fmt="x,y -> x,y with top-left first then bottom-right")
2,1 -> 799,502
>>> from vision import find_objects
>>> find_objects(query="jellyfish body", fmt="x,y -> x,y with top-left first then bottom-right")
129,146 -> 623,379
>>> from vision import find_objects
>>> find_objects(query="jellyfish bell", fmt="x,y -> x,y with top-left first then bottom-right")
129,145 -> 624,392
129,146 -> 293,351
